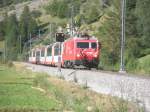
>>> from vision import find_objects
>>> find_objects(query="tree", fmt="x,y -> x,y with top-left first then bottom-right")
125,0 -> 140,68
136,0 -> 150,56
0,21 -> 5,41
86,6 -> 100,23
19,6 -> 37,42
5,14 -> 19,60
46,0 -> 69,18
102,0 -> 110,8
80,0 -> 103,24
57,0 -> 69,18
126,0 -> 137,37
97,0 -> 121,69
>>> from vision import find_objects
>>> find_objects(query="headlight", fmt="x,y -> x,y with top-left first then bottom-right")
77,54 -> 80,57
94,54 -> 97,57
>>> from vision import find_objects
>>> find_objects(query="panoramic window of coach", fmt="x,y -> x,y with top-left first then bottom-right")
54,44 -> 59,55
47,46 -> 52,56
41,49 -> 45,57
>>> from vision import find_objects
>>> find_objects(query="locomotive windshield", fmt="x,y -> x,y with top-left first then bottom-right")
91,42 -> 97,48
77,42 -> 89,48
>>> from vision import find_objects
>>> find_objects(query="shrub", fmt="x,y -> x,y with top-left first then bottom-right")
7,61 -> 14,67
31,10 -> 42,18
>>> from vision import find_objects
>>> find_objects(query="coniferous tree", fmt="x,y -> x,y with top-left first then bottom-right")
136,0 -> 150,55
97,0 -> 121,69
5,14 -> 19,60
46,0 -> 69,18
19,6 -> 37,42
0,21 -> 5,41
125,0 -> 139,69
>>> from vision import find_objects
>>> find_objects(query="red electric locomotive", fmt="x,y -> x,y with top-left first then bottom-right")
62,35 -> 101,69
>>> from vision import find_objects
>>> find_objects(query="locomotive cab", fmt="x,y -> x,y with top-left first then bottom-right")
75,40 -> 99,68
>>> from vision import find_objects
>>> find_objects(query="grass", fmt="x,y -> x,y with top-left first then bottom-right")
0,84 -> 57,110
0,66 -> 59,111
137,55 -> 150,75
0,63 -> 142,112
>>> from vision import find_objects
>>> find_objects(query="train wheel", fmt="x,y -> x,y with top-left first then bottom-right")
88,67 -> 91,70
70,62 -> 74,69
87,64 -> 91,70
67,61 -> 71,68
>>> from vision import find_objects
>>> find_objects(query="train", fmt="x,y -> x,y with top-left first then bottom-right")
28,34 -> 101,69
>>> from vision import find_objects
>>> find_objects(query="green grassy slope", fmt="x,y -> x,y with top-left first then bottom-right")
0,64 -> 141,111
0,67 -> 59,111
137,55 -> 150,74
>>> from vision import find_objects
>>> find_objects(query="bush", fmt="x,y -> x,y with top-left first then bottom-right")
31,10 -> 42,18
33,74 -> 49,90
136,55 -> 150,74
126,58 -> 138,72
7,61 -> 14,67
45,0 -> 69,18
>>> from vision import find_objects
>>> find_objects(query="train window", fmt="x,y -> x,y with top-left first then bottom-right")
33,51 -> 35,57
77,42 -> 89,48
31,52 -> 33,57
47,47 -> 52,56
41,50 -> 45,57
91,42 -> 97,48
54,45 -> 59,55
36,51 -> 40,57
30,52 -> 32,57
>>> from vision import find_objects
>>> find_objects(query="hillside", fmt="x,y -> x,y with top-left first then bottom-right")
0,0 -> 49,21
137,55 -> 150,74
0,0 -> 150,74
38,0 -> 150,74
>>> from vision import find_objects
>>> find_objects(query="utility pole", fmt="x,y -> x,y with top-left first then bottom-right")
119,0 -> 126,73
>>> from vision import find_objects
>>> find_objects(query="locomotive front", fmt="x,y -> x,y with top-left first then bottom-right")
74,37 -> 100,68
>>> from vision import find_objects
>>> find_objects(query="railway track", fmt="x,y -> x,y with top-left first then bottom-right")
23,62 -> 150,112
59,66 -> 150,81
